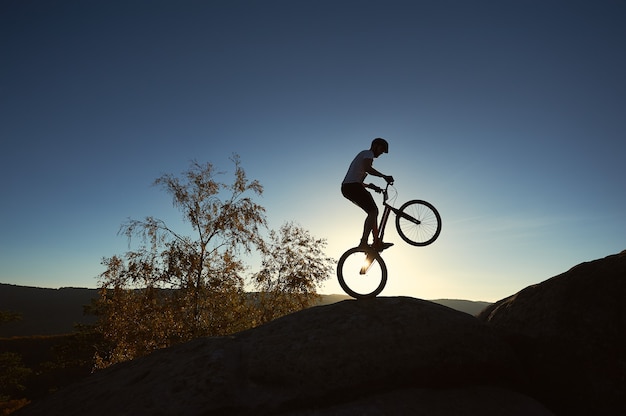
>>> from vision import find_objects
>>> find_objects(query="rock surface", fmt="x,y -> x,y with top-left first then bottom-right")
17,297 -> 549,415
19,250 -> 626,415
478,250 -> 626,415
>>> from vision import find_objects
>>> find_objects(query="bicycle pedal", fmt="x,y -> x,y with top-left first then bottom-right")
373,242 -> 394,251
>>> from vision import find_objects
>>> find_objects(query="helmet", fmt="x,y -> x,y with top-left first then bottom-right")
371,137 -> 389,153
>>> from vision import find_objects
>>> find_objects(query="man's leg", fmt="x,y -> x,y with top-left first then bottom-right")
361,206 -> 379,247
342,183 -> 379,247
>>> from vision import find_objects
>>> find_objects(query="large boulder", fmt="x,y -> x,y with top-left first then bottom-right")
17,297 -> 551,415
478,250 -> 626,415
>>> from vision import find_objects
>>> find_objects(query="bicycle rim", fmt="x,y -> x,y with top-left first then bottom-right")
337,248 -> 387,299
396,200 -> 442,246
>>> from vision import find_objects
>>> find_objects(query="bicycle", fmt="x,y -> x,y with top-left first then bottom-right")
337,182 -> 441,299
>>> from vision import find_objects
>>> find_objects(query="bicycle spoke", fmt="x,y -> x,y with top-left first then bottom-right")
337,248 -> 387,298
396,200 -> 441,246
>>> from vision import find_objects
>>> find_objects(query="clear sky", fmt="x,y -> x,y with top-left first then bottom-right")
1,1 -> 624,302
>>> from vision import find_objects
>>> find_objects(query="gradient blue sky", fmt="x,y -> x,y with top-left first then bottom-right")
1,1 -> 624,302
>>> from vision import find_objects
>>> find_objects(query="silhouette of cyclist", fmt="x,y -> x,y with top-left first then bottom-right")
341,138 -> 394,251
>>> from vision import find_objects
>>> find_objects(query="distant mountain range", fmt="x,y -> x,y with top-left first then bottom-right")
0,283 -> 491,337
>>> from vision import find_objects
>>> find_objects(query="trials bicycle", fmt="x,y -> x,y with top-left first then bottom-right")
337,182 -> 441,299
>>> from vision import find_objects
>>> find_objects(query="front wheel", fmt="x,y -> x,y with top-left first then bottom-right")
395,200 -> 442,246
337,247 -> 387,299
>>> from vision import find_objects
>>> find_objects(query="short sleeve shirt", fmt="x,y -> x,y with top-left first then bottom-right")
342,150 -> 374,184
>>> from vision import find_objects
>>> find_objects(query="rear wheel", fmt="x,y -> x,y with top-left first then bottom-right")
395,200 -> 442,246
337,247 -> 387,299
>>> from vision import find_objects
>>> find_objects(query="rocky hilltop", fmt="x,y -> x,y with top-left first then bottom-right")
16,298 -> 547,415
17,250 -> 626,415
478,250 -> 626,415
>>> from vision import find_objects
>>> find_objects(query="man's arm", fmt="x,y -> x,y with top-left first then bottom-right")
365,159 -> 394,183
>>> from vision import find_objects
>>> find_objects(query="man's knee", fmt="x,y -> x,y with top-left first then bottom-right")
367,206 -> 379,217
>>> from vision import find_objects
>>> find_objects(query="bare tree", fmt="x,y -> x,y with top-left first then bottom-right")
253,222 -> 335,324
94,156 -> 266,366
93,156 -> 333,367
0,312 -> 31,402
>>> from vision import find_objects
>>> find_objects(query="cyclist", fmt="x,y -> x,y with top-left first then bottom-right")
341,138 -> 394,251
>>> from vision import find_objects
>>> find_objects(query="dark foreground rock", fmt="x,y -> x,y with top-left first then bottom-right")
478,250 -> 626,415
17,297 -> 551,415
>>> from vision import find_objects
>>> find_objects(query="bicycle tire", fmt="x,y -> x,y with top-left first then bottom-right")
395,200 -> 442,246
337,247 -> 387,299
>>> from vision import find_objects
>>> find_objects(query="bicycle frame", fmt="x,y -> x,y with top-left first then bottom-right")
339,183 -> 441,298
370,183 -> 420,244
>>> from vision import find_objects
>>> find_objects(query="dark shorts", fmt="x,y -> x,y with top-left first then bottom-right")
341,182 -> 377,214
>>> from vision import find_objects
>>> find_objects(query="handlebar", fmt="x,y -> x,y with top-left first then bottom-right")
365,181 -> 396,206
365,182 -> 393,194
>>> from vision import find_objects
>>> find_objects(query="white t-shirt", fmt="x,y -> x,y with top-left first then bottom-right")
342,150 -> 374,184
